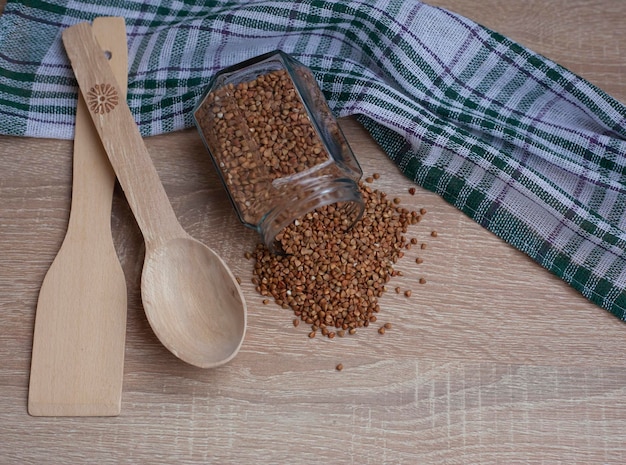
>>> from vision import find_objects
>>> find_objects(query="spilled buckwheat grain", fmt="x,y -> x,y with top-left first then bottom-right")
252,181 -> 418,338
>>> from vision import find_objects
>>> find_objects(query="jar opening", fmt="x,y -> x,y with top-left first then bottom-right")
259,176 -> 365,254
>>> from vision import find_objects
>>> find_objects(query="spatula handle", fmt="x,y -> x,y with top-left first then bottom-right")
62,22 -> 184,244
28,17 -> 129,417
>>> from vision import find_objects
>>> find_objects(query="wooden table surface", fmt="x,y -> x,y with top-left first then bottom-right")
1,1 -> 625,463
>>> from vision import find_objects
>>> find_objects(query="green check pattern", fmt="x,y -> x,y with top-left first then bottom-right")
1,0 -> 626,320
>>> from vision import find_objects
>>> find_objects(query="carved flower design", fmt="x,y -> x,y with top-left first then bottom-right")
86,83 -> 119,114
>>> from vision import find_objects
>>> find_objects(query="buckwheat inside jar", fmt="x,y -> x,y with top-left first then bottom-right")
194,50 -> 364,250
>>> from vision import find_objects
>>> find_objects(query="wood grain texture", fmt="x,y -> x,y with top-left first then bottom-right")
28,17 -> 129,417
1,1 -> 625,464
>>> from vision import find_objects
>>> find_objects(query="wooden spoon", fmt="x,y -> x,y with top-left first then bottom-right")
28,17 -> 128,416
62,22 -> 247,368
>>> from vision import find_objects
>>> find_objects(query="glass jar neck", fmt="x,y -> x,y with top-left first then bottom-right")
258,176 -> 364,253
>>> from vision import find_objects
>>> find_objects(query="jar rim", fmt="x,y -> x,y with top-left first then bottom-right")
258,176 -> 365,253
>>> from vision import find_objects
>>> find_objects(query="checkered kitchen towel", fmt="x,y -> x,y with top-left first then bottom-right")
1,0 -> 626,320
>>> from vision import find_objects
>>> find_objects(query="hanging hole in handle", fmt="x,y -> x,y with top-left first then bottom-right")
103,50 -> 112,60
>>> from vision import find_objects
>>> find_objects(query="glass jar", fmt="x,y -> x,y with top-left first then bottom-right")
193,50 -> 364,251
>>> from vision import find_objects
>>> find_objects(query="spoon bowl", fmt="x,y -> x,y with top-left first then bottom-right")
142,237 -> 246,367
63,22 -> 247,368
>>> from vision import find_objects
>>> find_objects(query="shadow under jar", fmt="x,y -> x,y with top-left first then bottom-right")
193,50 -> 364,252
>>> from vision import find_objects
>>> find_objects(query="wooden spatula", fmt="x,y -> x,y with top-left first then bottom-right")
28,17 -> 129,417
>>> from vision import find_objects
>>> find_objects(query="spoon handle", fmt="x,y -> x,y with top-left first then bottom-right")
62,22 -> 185,245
